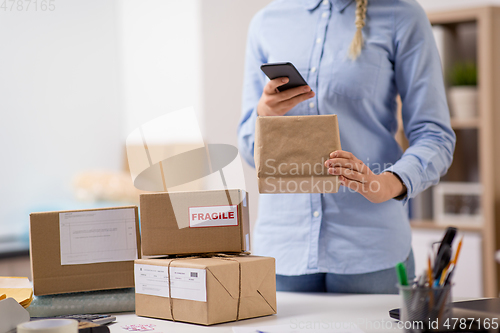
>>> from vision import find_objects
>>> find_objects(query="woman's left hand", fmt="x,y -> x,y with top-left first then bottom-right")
324,150 -> 406,203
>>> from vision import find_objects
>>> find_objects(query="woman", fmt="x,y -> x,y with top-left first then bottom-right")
237,0 -> 455,293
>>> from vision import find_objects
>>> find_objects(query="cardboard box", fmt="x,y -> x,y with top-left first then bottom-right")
140,189 -> 250,256
29,206 -> 141,296
134,255 -> 276,325
254,114 -> 342,193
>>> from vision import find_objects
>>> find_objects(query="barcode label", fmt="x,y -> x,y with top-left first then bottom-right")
191,272 -> 198,278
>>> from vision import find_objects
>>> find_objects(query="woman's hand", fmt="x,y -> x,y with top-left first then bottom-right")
257,77 -> 315,116
324,150 -> 407,203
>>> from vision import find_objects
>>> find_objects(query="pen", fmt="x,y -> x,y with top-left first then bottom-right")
433,227 -> 456,280
396,262 -> 408,286
433,243 -> 451,284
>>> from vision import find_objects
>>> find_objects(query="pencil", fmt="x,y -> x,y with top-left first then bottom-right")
427,255 -> 434,309
427,255 -> 433,286
452,236 -> 464,265
439,262 -> 451,286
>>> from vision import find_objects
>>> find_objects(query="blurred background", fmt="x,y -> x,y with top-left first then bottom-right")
1,0 -> 499,298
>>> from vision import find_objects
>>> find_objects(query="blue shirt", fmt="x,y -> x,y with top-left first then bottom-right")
237,0 -> 456,275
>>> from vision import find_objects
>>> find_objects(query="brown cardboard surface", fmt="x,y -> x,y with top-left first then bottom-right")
135,255 -> 276,325
29,206 -> 141,296
254,114 -> 342,193
140,189 -> 250,256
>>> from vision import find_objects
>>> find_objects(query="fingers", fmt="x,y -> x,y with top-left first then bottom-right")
264,78 -> 312,99
324,150 -> 370,174
338,176 -> 366,193
281,90 -> 315,109
338,175 -> 384,202
275,85 -> 312,102
328,166 -> 367,183
264,86 -> 314,108
261,84 -> 315,115
325,158 -> 366,174
329,150 -> 360,161
263,77 -> 289,95
259,79 -> 314,116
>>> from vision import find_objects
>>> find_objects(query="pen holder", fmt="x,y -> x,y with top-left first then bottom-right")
398,284 -> 452,333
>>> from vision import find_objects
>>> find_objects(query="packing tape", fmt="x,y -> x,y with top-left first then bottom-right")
17,319 -> 78,333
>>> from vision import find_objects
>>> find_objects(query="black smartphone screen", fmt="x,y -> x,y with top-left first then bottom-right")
260,62 -> 308,92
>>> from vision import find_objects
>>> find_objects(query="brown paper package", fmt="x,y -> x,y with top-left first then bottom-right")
29,206 -> 141,296
140,189 -> 250,256
254,114 -> 342,193
135,255 -> 276,325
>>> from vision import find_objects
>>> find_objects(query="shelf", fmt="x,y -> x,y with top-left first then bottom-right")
410,219 -> 483,232
424,5 -> 500,298
450,118 -> 480,129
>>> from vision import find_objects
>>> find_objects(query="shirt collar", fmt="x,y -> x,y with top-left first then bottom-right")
303,0 -> 354,12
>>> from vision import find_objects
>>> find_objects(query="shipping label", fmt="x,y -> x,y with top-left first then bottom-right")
59,208 -> 137,265
134,264 -> 207,302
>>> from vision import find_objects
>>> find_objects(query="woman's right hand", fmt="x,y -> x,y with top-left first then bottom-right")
257,77 -> 315,116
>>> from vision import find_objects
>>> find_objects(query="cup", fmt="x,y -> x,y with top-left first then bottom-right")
398,284 -> 452,333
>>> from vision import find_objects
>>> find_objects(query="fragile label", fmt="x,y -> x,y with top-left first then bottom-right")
59,208 -> 138,265
135,264 -> 206,302
188,205 -> 238,228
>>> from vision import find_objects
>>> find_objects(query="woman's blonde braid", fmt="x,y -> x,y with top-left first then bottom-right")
348,0 -> 368,60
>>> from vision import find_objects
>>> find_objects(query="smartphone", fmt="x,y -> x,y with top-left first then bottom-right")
260,62 -> 308,92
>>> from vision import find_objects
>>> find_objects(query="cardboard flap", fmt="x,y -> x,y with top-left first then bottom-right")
255,265 -> 277,313
206,260 -> 240,299
239,257 -> 275,298
238,257 -> 277,319
205,266 -> 239,325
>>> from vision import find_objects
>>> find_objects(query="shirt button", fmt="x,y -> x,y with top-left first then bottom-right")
316,38 -> 321,44
311,67 -> 317,73
322,12 -> 328,18
309,102 -> 315,109
313,211 -> 320,218
322,0 -> 328,5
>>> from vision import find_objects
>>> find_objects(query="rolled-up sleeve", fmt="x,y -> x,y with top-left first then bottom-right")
383,1 -> 456,204
237,12 -> 267,168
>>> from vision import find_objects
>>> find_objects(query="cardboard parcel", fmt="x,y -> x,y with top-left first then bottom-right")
254,114 -> 342,193
30,206 -> 141,296
135,255 -> 276,325
140,189 -> 250,256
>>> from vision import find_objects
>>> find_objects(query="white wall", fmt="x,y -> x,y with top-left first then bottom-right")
0,0 -> 123,239
200,0 -> 273,236
117,0 -> 203,137
417,0 -> 500,11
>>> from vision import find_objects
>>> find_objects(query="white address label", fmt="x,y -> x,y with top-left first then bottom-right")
189,205 -> 238,228
59,208 -> 137,265
134,264 -> 207,302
